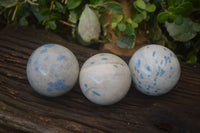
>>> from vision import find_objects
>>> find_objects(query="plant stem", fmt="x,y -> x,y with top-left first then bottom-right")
26,0 -> 39,5
58,20 -> 76,28
12,5 -> 18,21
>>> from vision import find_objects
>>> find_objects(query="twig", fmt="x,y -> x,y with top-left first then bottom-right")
26,0 -> 39,5
12,5 -> 18,21
61,0 -> 68,5
58,20 -> 76,28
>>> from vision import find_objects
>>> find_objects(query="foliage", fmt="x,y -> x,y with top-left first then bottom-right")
105,0 -> 156,49
165,18 -> 200,42
0,0 -> 199,63
155,0 -> 200,63
78,5 -> 100,44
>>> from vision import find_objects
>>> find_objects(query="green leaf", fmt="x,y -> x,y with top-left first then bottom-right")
0,0 -> 17,8
133,2 -> 143,13
134,0 -> 146,10
117,34 -> 136,49
192,23 -> 200,32
68,11 -> 78,23
90,0 -> 104,5
126,18 -> 133,24
105,2 -> 123,15
110,17 -> 117,23
68,7 -> 82,23
178,2 -> 193,16
165,18 -> 198,42
111,22 -> 118,28
171,7 -> 183,14
41,8 -> 50,16
133,14 -> 144,23
168,13 -> 176,22
117,15 -> 123,23
48,21 -> 57,30
132,22 -> 138,28
118,23 -> 126,31
110,17 -> 118,28
169,2 -> 193,17
33,12 -> 48,22
174,15 -> 183,25
55,2 -> 64,13
125,25 -> 134,35
19,17 -> 28,26
67,0 -> 82,10
49,13 -> 62,20
114,26 -> 119,37
186,55 -> 197,63
78,5 -> 100,43
145,4 -> 156,12
168,7 -> 175,12
168,0 -> 175,7
38,0 -> 48,7
141,11 -> 147,19
157,12 -> 169,23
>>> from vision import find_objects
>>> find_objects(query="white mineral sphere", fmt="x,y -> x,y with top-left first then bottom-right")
27,44 -> 79,97
129,44 -> 181,96
79,53 -> 132,105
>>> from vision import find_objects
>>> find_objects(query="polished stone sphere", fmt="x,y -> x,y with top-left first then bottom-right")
27,44 -> 79,97
129,44 -> 181,96
79,53 -> 131,105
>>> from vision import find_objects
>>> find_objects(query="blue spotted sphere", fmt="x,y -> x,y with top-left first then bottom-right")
129,44 -> 181,96
79,53 -> 132,105
27,44 -> 79,97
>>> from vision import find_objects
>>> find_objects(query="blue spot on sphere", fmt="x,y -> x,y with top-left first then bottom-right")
44,56 -> 49,61
34,56 -> 40,65
54,74 -> 59,78
113,65 -> 118,68
137,59 -> 141,67
28,58 -> 32,64
160,69 -> 165,76
84,84 -> 88,88
35,66 -> 41,71
137,69 -> 140,73
47,88 -> 53,92
47,79 -> 70,90
44,44 -> 55,48
50,64 -> 58,68
140,73 -> 144,79
156,72 -> 159,76
92,91 -> 101,96
147,66 -> 151,71
160,60 -> 163,65
57,55 -> 66,61
40,49 -> 48,54
152,51 -> 156,57
101,58 -> 108,60
134,66 -> 137,71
